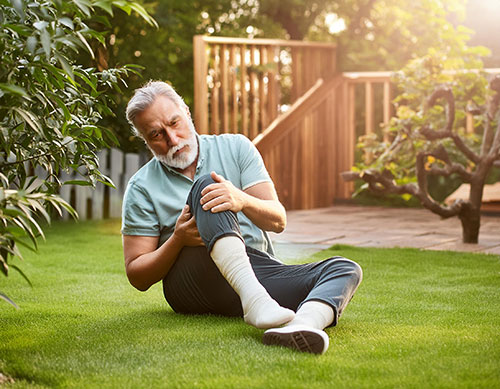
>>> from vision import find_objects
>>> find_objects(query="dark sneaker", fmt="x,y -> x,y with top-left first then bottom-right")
262,325 -> 329,354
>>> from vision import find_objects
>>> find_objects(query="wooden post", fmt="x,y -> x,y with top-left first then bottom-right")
193,36 -> 208,134
220,44 -> 229,133
240,44 -> 248,137
259,46 -> 267,132
229,45 -> 238,132
210,45 -> 220,135
267,45 -> 278,122
383,81 -> 392,142
291,47 -> 300,103
365,81 -> 374,135
249,45 -> 258,139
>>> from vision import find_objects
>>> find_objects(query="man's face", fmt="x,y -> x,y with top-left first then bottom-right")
133,95 -> 198,170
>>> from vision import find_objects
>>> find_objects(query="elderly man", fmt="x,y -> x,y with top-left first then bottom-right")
121,81 -> 362,354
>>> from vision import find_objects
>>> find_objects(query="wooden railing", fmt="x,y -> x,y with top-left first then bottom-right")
343,71 -> 393,143
254,75 -> 351,209
193,36 -> 337,138
193,36 -> 500,209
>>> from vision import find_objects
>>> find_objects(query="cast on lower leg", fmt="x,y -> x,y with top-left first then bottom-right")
210,236 -> 295,329
285,300 -> 334,330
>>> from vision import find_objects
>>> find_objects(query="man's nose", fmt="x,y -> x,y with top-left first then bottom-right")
166,129 -> 179,147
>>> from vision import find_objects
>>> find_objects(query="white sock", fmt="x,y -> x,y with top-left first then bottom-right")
285,301 -> 334,330
210,236 -> 295,329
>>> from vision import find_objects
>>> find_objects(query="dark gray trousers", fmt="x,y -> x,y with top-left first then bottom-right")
163,175 -> 362,326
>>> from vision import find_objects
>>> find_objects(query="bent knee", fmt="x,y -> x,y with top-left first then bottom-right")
192,174 -> 215,192
328,256 -> 363,284
188,174 -> 216,208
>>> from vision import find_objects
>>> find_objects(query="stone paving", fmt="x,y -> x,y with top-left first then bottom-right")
270,205 -> 500,260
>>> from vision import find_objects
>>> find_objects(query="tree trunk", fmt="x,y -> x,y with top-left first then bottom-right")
458,204 -> 481,243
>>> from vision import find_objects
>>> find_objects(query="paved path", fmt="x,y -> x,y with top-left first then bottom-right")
270,205 -> 500,260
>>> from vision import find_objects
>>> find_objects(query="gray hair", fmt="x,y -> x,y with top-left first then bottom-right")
125,81 -> 188,138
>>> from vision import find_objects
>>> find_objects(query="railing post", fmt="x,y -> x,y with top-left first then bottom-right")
383,81 -> 392,142
229,45 -> 238,132
240,44 -> 248,137
365,81 -> 374,135
193,35 -> 208,133
220,44 -> 229,133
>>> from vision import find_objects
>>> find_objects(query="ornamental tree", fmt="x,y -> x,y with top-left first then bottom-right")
0,0 -> 155,307
343,46 -> 500,244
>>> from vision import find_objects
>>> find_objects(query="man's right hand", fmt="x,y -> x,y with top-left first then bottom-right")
173,205 -> 204,247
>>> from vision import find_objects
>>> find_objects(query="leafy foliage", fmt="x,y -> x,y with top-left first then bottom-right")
354,43 -> 491,193
0,0 -> 155,307
345,37 -> 500,243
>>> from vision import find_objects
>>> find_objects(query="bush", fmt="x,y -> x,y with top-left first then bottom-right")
0,0 -> 155,307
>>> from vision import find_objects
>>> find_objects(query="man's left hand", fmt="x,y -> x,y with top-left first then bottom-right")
200,171 -> 247,213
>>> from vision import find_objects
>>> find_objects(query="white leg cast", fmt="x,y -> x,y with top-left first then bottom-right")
210,236 -> 295,329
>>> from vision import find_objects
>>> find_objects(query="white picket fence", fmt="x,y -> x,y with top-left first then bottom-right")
58,148 -> 149,220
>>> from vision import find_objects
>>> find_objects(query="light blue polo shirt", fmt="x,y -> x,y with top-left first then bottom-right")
121,134 -> 275,255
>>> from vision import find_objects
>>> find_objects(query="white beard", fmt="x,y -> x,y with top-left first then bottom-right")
152,121 -> 198,170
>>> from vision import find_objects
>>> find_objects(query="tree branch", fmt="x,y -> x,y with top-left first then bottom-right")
342,168 -> 465,218
451,133 -> 481,164
427,86 -> 455,132
0,139 -> 74,169
422,86 -> 481,163
421,145 -> 473,182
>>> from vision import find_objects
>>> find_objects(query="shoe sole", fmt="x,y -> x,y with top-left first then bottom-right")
262,326 -> 329,354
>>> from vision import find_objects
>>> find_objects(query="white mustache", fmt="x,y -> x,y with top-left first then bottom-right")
168,142 -> 188,157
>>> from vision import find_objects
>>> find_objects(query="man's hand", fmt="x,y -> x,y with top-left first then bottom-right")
200,171 -> 247,213
173,205 -> 204,246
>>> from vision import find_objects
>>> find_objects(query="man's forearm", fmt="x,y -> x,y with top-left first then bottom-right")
125,234 -> 184,291
241,192 -> 287,233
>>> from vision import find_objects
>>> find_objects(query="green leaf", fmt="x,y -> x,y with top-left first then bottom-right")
74,70 -> 97,92
63,180 -> 93,186
54,52 -> 75,80
111,0 -> 131,15
128,2 -> 158,28
28,198 -> 51,223
26,35 -> 37,53
73,0 -> 93,17
33,20 -> 49,30
10,264 -> 33,287
59,17 -> 75,30
0,292 -> 19,309
12,107 -> 42,133
93,0 -> 114,16
40,28 -> 52,59
0,83 -> 29,97
11,0 -> 24,20
76,30 -> 95,59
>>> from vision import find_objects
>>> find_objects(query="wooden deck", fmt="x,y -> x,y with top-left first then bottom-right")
269,205 -> 500,260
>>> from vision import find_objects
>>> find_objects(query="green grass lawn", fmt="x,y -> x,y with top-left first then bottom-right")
1,220 -> 499,388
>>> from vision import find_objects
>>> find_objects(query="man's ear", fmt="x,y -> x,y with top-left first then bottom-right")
184,105 -> 192,119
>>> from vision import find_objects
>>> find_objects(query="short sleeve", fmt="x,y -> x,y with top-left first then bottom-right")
121,181 -> 160,236
237,135 -> 272,190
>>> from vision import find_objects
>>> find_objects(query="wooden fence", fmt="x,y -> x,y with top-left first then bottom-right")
58,149 -> 149,220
